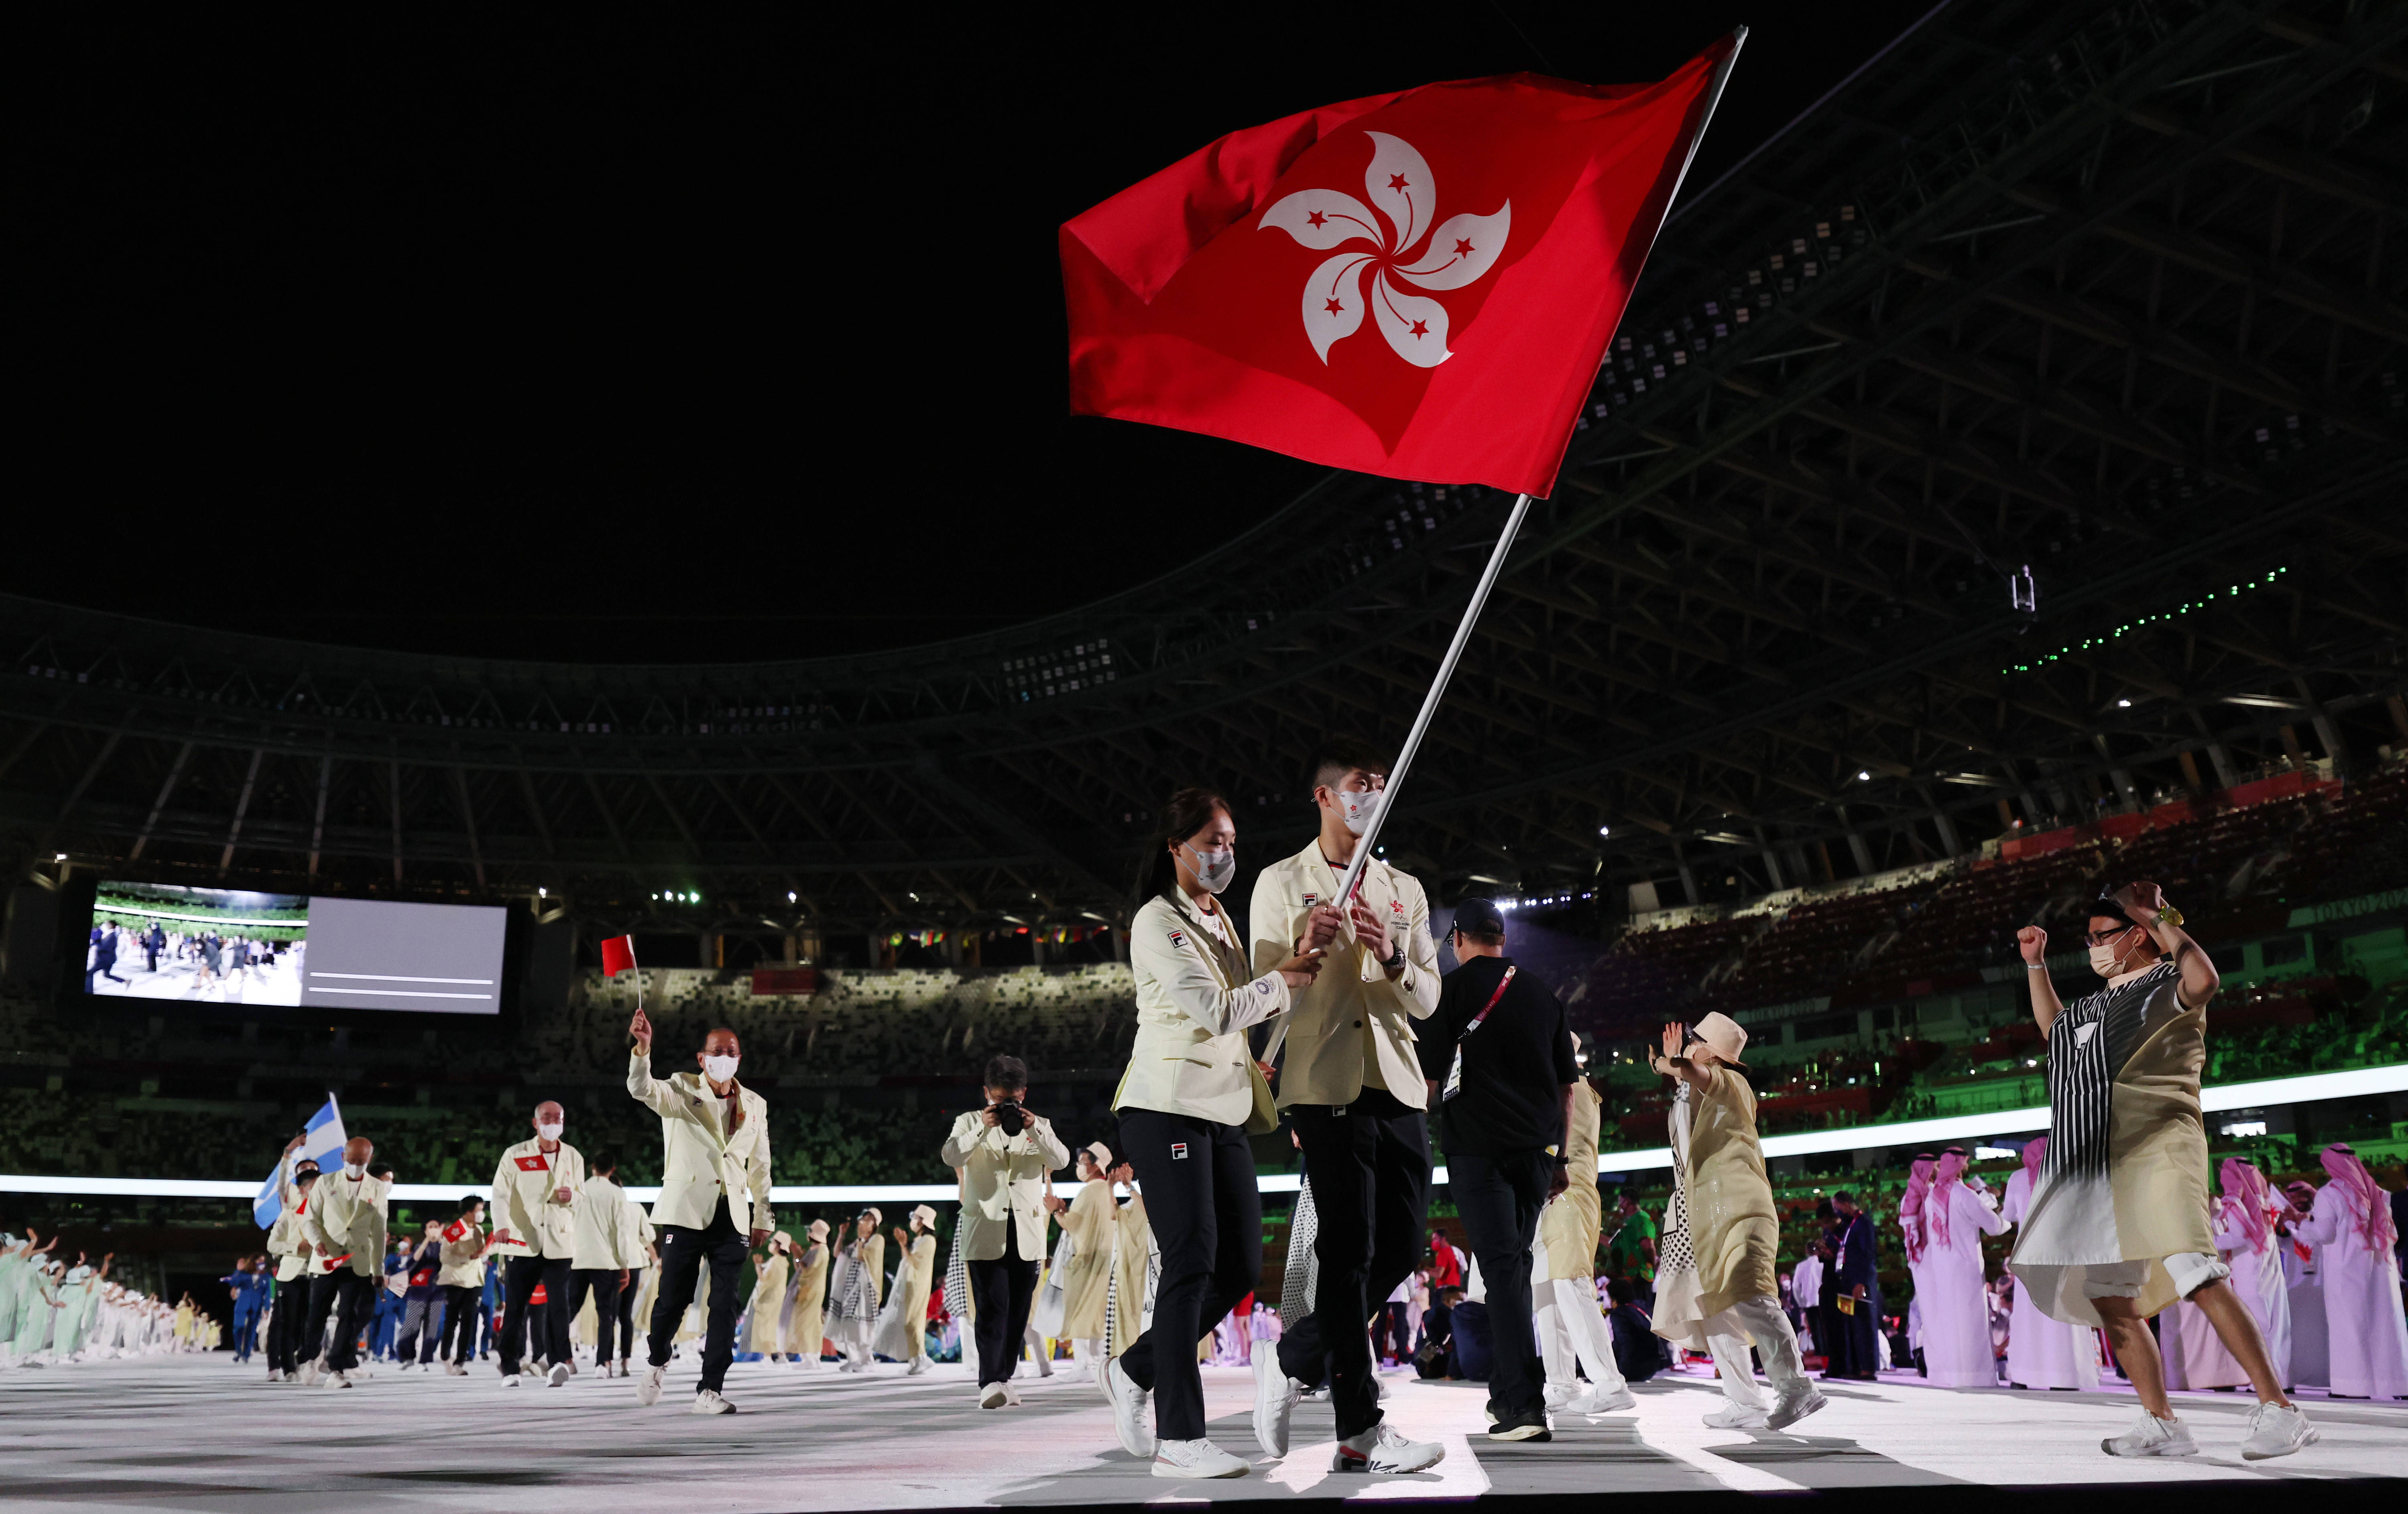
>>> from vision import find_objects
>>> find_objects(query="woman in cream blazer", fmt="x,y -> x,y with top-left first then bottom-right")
1103,786 -> 1320,1475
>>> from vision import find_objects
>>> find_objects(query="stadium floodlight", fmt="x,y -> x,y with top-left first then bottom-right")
2117,698 -> 2131,708
1857,770 -> 1871,781
787,891 -> 797,903
1598,824 -> 1611,836
53,853 -> 65,862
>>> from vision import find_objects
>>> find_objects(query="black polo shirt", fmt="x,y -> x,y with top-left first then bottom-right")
1418,954 -> 1578,1157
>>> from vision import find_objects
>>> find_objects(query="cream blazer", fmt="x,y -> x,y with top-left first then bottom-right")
621,1196 -> 656,1264
1249,840 -> 1440,1109
571,1174 -> 633,1269
489,1138 -> 586,1259
436,1223 -> 489,1289
627,1052 -> 774,1234
941,1108 -> 1069,1262
1115,891 -> 1291,1125
302,1172 -> 390,1278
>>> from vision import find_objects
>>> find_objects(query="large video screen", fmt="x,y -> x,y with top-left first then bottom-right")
85,881 -> 506,1013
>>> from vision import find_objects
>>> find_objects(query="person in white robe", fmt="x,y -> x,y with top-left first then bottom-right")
2209,1158 -> 2292,1390
2003,1138 -> 2097,1389
1918,1148 -> 2006,1387
2293,1144 -> 2408,1400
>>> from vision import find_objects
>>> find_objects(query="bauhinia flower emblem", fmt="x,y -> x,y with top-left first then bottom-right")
1259,132 -> 1511,369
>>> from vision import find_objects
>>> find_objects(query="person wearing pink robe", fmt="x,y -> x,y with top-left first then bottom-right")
2209,1158 -> 2292,1390
2003,1138 -> 2096,1390
1918,1147 -> 2007,1388
2294,1144 -> 2408,1400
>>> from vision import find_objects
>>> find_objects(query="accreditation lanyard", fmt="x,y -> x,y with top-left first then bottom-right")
1441,966 -> 1515,1103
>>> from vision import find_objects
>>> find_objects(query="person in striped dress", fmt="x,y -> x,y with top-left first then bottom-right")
2006,883 -> 2313,1459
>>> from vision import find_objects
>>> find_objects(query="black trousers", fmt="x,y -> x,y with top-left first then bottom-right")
615,1269 -> 643,1358
648,1198 -> 747,1394
568,1268 -> 626,1363
1277,1087 -> 1430,1439
1450,1148 -> 1554,1420
499,1254 -> 571,1375
266,1281 -> 306,1372
966,1212 -> 1040,1387
438,1284 -> 480,1363
1115,1108 -> 1261,1440
303,1271 -> 375,1371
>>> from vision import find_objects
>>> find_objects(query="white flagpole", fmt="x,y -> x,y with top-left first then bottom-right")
1322,34 -> 1748,914
1330,490 -> 1533,910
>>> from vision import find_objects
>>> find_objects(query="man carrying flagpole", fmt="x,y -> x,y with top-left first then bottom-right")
1248,737 -> 1446,1474
1060,24 -> 1753,1469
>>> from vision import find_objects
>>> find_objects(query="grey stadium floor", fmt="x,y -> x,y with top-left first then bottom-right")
3,1354 -> 2403,1511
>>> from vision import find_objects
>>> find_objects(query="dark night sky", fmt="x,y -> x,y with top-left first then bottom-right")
15,2 -> 1940,663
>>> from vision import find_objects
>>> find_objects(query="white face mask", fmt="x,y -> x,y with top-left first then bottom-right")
1328,784 -> 1381,836
535,1121 -> 564,1142
702,1053 -> 740,1083
1184,842 -> 1235,894
2088,928 -> 2141,979
342,1162 -> 366,1179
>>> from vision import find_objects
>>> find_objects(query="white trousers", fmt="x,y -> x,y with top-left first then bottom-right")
1704,1296 -> 1810,1410
1536,1278 -> 1627,1395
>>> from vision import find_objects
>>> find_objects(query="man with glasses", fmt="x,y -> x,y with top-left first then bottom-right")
2007,883 -> 2314,1459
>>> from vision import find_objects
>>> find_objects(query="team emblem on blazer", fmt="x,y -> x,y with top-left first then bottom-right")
1302,893 -> 1319,908
1167,928 -> 1187,949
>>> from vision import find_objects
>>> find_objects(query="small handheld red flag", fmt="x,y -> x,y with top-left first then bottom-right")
600,936 -> 637,978
1064,37 -> 1737,497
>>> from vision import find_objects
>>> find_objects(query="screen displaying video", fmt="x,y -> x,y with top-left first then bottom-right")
85,882 -> 506,1014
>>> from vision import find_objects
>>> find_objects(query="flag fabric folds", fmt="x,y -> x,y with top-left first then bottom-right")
1062,37 -> 1735,498
254,1095 -> 346,1229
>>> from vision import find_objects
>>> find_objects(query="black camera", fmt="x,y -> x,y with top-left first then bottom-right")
992,1099 -> 1027,1136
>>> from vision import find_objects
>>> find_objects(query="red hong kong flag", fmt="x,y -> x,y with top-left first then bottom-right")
1064,36 -> 1738,497
600,935 -> 637,978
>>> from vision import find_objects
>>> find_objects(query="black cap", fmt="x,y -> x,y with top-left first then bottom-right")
1452,897 -> 1507,936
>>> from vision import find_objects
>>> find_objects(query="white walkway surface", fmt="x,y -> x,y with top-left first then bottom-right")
1,1354 -> 2401,1509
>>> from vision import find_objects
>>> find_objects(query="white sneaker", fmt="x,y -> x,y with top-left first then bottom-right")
547,1361 -> 571,1388
978,1382 -> 1009,1409
1107,1359 -> 1155,1459
2240,1401 -> 2318,1460
1252,1351 -> 1304,1457
1332,1423 -> 1444,1474
444,1362 -> 466,1376
636,1364 -> 665,1407
325,1371 -> 353,1390
689,1389 -> 735,1414
906,1356 -> 932,1376
1003,1384 -> 1024,1406
1767,1384 -> 1827,1430
1542,1382 -> 1575,1409
301,1359 -> 323,1388
1702,1401 -> 1769,1429
1153,1438 -> 1249,1479
2101,1410 -> 2198,1457
502,1374 -> 521,1388
282,1370 -> 298,1382
1570,1386 -> 1638,1414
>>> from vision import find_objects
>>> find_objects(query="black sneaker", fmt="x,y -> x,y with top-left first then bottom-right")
1487,1411 -> 1552,1443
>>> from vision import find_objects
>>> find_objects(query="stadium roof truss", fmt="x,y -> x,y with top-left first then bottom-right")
1,0 -> 2401,934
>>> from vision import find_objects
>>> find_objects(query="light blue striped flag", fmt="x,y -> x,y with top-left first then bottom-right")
253,1096 -> 346,1229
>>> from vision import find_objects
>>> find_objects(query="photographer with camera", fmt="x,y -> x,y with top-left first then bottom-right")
941,1053 -> 1070,1408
